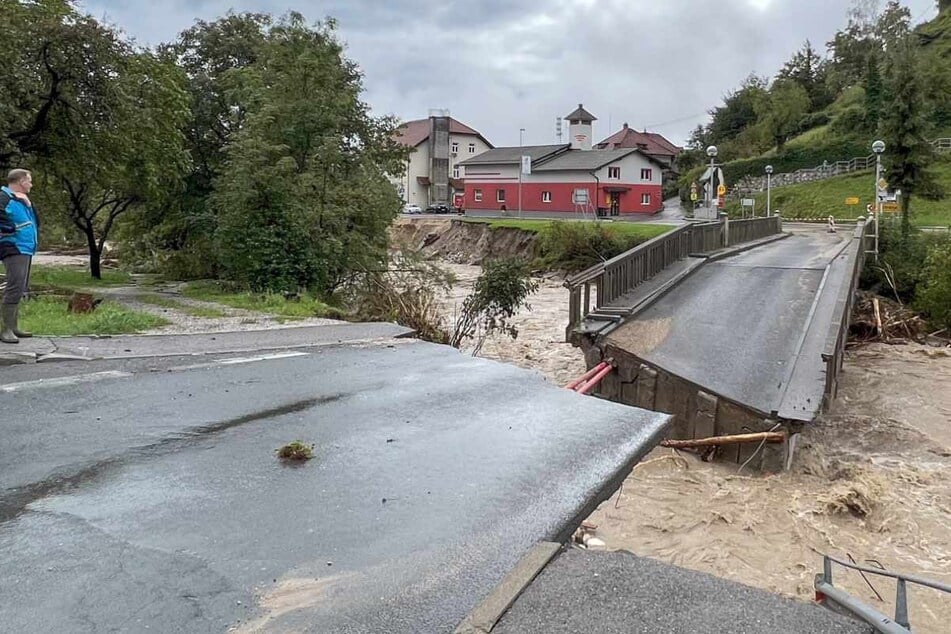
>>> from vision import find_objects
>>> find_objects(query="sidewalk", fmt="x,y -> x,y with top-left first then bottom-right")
0,322 -> 414,364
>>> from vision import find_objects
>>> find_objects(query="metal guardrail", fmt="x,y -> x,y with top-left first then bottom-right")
820,219 -> 868,409
815,554 -> 951,632
565,216 -> 782,336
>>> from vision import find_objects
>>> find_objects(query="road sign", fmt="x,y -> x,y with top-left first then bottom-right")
741,198 -> 755,207
521,155 -> 531,175
690,192 -> 698,202
717,184 -> 726,196
882,201 -> 899,212
717,196 -> 725,209
845,197 -> 859,205
877,178 -> 888,190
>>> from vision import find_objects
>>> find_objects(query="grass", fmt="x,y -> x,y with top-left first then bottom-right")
463,218 -> 673,239
19,296 -> 168,336
136,293 -> 228,318
180,281 -> 341,319
724,160 -> 951,227
28,266 -> 131,289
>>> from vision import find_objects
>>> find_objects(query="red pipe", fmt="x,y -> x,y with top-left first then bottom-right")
576,364 -> 614,395
564,362 -> 609,390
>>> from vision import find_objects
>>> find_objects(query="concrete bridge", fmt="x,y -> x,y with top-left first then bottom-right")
566,216 -> 869,468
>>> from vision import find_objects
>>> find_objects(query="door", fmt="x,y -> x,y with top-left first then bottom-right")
609,192 -> 620,216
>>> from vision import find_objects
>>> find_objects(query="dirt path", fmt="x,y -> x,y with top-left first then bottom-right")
444,261 -> 950,633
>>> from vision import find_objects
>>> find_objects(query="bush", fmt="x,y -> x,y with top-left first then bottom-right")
916,240 -> 951,331
861,221 -> 951,303
449,257 -> 538,354
796,111 -> 832,135
538,221 -> 652,271
829,106 -> 866,135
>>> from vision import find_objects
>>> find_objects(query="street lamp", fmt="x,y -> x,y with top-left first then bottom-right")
872,140 -> 885,261
706,145 -> 718,214
765,165 -> 773,218
518,128 -> 526,219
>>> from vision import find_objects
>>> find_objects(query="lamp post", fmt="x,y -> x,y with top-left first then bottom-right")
872,140 -> 885,261
518,128 -> 525,219
706,145 -> 718,216
765,165 -> 773,218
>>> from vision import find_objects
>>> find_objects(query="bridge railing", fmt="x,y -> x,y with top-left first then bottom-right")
727,216 -> 783,246
821,218 -> 869,408
566,216 -> 783,336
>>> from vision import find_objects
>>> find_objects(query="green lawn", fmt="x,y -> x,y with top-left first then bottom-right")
724,161 -> 951,227
136,293 -> 227,318
20,296 -> 168,335
28,266 -> 131,289
180,281 -> 341,319
463,218 -> 673,239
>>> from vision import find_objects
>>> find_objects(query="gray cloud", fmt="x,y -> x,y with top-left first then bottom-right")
80,0 -> 938,147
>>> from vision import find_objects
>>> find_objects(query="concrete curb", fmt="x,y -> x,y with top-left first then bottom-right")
454,542 -> 561,634
704,232 -> 791,263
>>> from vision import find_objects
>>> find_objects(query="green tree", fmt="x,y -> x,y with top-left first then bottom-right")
881,37 -> 936,240
211,14 -> 407,293
916,241 -> 951,330
863,53 -> 883,131
755,80 -> 810,152
704,75 -> 767,145
777,40 -> 830,109
46,45 -> 190,278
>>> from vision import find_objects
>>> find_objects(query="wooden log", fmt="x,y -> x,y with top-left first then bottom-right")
660,431 -> 786,449
873,297 -> 883,337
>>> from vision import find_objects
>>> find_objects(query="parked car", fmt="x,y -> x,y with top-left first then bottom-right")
403,203 -> 422,214
425,203 -> 451,214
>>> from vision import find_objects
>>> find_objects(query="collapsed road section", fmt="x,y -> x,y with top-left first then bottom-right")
0,338 -> 668,633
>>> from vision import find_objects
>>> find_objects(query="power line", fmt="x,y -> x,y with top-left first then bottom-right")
645,111 -> 709,130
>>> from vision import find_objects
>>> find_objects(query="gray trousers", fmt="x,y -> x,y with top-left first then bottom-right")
1,254 -> 31,305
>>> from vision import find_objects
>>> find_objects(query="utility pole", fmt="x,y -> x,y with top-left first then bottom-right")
872,140 -> 885,262
765,165 -> 773,217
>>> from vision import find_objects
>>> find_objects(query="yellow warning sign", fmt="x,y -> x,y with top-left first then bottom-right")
845,197 -> 860,205
877,178 -> 888,190
717,184 -> 726,196
882,201 -> 899,212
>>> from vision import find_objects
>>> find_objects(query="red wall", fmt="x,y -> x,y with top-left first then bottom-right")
463,181 -> 663,214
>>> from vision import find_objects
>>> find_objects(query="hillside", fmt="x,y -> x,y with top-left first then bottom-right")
723,156 -> 951,227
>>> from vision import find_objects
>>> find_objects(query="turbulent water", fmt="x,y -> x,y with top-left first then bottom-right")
444,261 -> 951,633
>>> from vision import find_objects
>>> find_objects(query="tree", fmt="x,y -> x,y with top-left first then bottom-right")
704,75 -> 767,145
881,37 -> 936,240
777,40 -> 830,109
863,53 -> 883,131
755,80 -> 810,152
211,14 -> 408,293
44,44 -> 190,278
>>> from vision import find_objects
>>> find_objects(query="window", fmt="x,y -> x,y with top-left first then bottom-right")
641,193 -> 651,205
451,142 -> 459,153
474,189 -> 483,202
542,191 -> 552,203
469,143 -> 476,154
496,189 -> 506,203
607,166 -> 621,179
452,166 -> 460,178
640,168 -> 652,181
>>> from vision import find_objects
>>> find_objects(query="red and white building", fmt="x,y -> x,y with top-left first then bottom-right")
459,105 -> 667,217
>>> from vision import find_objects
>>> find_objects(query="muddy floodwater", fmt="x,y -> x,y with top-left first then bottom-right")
443,262 -> 951,634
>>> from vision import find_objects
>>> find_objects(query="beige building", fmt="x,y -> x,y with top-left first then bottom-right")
394,114 -> 493,207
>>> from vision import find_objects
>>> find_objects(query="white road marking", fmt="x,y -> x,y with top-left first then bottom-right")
170,351 -> 310,372
0,370 -> 132,393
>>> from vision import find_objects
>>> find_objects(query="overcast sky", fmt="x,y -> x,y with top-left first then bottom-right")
80,1 -> 938,148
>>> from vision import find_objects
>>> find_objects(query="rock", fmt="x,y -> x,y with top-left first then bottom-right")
67,293 -> 102,314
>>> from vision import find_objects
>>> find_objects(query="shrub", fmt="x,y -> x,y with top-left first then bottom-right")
538,221 -> 651,271
829,106 -> 866,135
450,257 -> 538,354
861,221 -> 951,303
916,240 -> 951,331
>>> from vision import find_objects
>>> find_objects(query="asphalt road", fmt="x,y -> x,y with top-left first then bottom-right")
607,227 -> 852,418
0,339 -> 669,633
495,549 -> 873,634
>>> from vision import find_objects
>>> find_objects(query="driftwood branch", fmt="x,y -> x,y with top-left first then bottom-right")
660,431 -> 786,449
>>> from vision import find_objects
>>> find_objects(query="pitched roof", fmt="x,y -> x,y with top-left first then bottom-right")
532,148 -> 646,172
564,103 -> 597,122
395,117 -> 493,149
597,124 -> 681,157
457,144 -> 570,166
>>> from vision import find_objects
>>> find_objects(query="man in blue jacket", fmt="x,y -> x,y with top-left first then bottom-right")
0,168 -> 39,344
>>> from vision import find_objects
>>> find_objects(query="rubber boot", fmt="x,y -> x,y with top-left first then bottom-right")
12,304 -> 31,338
0,304 -> 18,344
